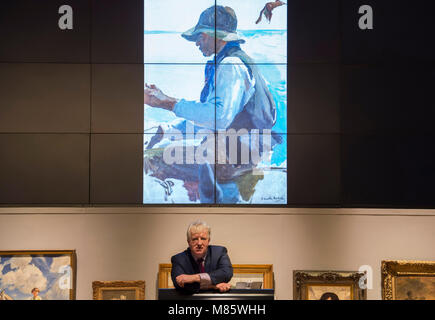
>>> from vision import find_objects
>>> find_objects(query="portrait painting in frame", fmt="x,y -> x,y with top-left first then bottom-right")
0,250 -> 76,300
92,280 -> 145,300
293,270 -> 367,300
382,260 -> 435,300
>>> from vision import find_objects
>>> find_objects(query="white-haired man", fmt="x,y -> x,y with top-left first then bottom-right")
171,220 -> 233,293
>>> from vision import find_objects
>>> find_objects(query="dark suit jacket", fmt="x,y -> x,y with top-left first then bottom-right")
171,245 -> 233,293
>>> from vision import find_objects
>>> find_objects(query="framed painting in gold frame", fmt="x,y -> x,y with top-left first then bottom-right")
382,260 -> 435,300
92,280 -> 145,300
293,270 -> 366,300
0,250 -> 76,300
158,264 -> 273,289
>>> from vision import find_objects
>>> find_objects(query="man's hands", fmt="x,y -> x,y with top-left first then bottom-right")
175,274 -> 200,288
214,282 -> 232,293
144,83 -> 178,111
175,274 -> 231,293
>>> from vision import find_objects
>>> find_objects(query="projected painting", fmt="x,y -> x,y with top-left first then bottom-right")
144,0 -> 287,204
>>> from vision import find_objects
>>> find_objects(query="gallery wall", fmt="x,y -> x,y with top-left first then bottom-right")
1,209 -> 435,299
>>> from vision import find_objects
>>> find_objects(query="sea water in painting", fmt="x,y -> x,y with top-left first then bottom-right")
144,0 -> 287,204
0,254 -> 72,300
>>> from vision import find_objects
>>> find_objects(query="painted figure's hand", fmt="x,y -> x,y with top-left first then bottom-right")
144,83 -> 178,111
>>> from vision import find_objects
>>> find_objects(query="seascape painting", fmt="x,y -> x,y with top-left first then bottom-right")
143,0 -> 288,204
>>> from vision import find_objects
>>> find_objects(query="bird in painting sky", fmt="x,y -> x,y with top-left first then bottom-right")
255,0 -> 286,24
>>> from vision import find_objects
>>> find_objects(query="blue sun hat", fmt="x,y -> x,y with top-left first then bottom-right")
182,5 -> 245,43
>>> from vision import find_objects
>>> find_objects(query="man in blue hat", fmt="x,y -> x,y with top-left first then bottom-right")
144,5 -> 279,203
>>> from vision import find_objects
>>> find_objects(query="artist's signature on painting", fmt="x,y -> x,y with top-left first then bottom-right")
261,196 -> 285,201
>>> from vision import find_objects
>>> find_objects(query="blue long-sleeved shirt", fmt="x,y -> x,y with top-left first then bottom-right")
173,56 -> 256,131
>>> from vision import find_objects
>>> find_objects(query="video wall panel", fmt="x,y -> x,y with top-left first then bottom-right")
0,0 -> 91,63
91,64 -> 144,133
288,135 -> 340,205
0,0 -> 433,206
288,64 -> 340,134
342,65 -> 435,134
342,134 -> 435,207
0,134 -> 89,204
0,63 -> 90,133
390,134 -> 435,207
341,0 -> 435,64
341,134 -> 396,206
90,134 -> 143,204
288,0 -> 340,63
91,0 -> 143,63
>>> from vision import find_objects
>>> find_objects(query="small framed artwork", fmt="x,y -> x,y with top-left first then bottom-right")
382,260 -> 435,300
158,264 -> 274,289
293,270 -> 366,300
0,250 -> 76,300
229,264 -> 273,289
92,281 -> 145,300
158,264 -> 173,289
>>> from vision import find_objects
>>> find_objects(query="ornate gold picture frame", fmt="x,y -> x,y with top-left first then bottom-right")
293,270 -> 366,300
92,281 -> 145,300
382,260 -> 435,300
158,264 -> 273,289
